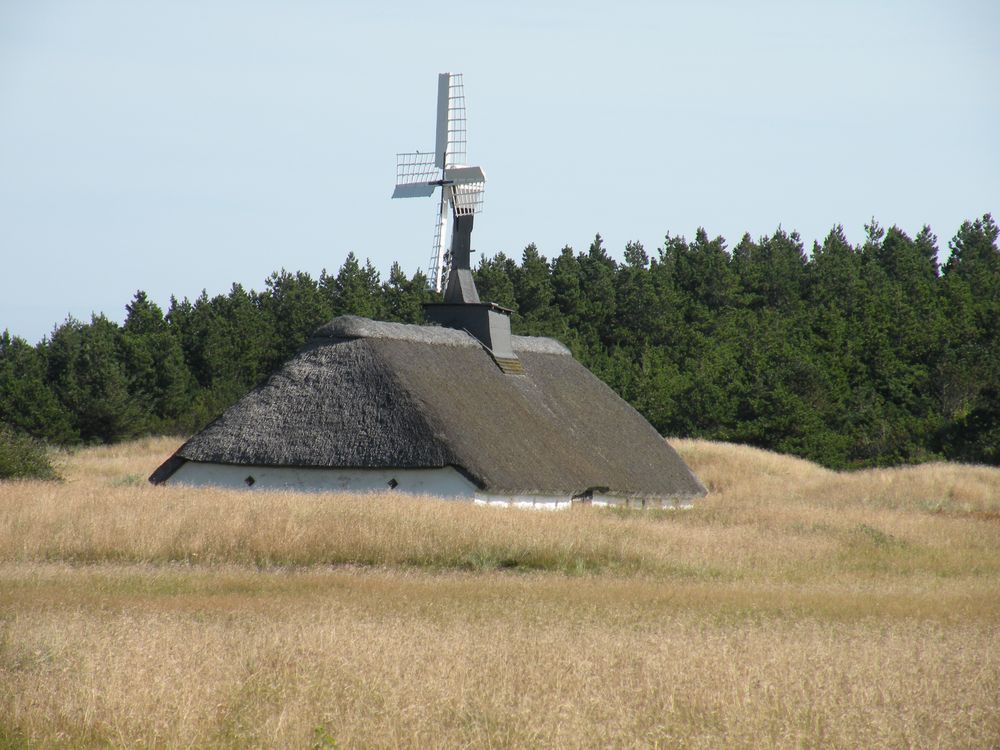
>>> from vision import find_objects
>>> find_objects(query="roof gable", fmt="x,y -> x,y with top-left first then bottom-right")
174,335 -> 457,470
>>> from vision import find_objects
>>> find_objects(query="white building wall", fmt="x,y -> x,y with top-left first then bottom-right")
168,462 -> 479,497
166,462 -> 692,509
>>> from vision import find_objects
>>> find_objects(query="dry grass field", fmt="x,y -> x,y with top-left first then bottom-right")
1,437 -> 999,748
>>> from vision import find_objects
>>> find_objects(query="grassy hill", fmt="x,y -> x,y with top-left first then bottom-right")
1,438 -> 998,748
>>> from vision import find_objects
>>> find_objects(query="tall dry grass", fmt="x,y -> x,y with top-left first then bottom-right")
4,564 -> 998,749
1,437 -> 999,748
1,437 -> 998,582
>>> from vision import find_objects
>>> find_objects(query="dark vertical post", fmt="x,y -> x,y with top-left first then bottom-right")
442,213 -> 480,304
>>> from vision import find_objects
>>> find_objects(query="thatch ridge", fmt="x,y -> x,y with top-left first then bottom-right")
316,316 -> 477,347
317,315 -> 570,355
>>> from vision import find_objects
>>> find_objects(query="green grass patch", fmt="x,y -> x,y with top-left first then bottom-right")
0,425 -> 57,481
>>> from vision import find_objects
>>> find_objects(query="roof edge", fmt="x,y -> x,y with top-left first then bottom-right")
313,315 -> 570,355
148,455 -> 187,485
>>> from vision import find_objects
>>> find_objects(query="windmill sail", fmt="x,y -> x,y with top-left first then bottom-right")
436,73 -> 467,169
435,74 -> 451,169
392,152 -> 438,198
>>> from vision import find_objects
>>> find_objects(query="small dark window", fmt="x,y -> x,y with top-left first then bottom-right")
244,475 -> 256,487
387,478 -> 399,489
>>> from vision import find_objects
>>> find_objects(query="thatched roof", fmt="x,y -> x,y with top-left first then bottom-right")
150,316 -> 706,499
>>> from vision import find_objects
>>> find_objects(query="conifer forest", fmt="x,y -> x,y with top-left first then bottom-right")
2,215 -> 997,470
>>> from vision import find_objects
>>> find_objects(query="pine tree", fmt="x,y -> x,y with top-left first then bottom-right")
262,269 -> 330,369
576,234 -> 617,348
46,315 -> 141,443
326,253 -> 386,319
551,246 -> 583,325
121,291 -> 195,432
383,262 -> 431,323
0,331 -> 76,443
664,228 -> 738,330
733,228 -> 807,310
513,244 -> 564,336
473,253 -> 518,311
936,214 -> 1000,462
614,241 -> 658,349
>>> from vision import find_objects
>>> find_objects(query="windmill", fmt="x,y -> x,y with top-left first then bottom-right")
392,73 -> 486,297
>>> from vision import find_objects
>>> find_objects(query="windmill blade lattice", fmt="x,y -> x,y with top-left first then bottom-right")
392,152 -> 438,198
451,181 -> 484,216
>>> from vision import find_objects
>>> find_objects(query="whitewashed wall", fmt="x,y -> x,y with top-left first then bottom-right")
166,461 -> 692,509
168,461 -> 478,496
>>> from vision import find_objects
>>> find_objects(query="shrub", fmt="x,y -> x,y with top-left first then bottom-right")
0,423 -> 58,480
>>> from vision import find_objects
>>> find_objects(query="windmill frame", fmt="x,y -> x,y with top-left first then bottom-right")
392,73 -> 485,292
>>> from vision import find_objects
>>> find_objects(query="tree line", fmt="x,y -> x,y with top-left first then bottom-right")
1,215 -> 997,469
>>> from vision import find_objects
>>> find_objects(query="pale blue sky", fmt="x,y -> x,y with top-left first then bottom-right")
1,0 -> 997,343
